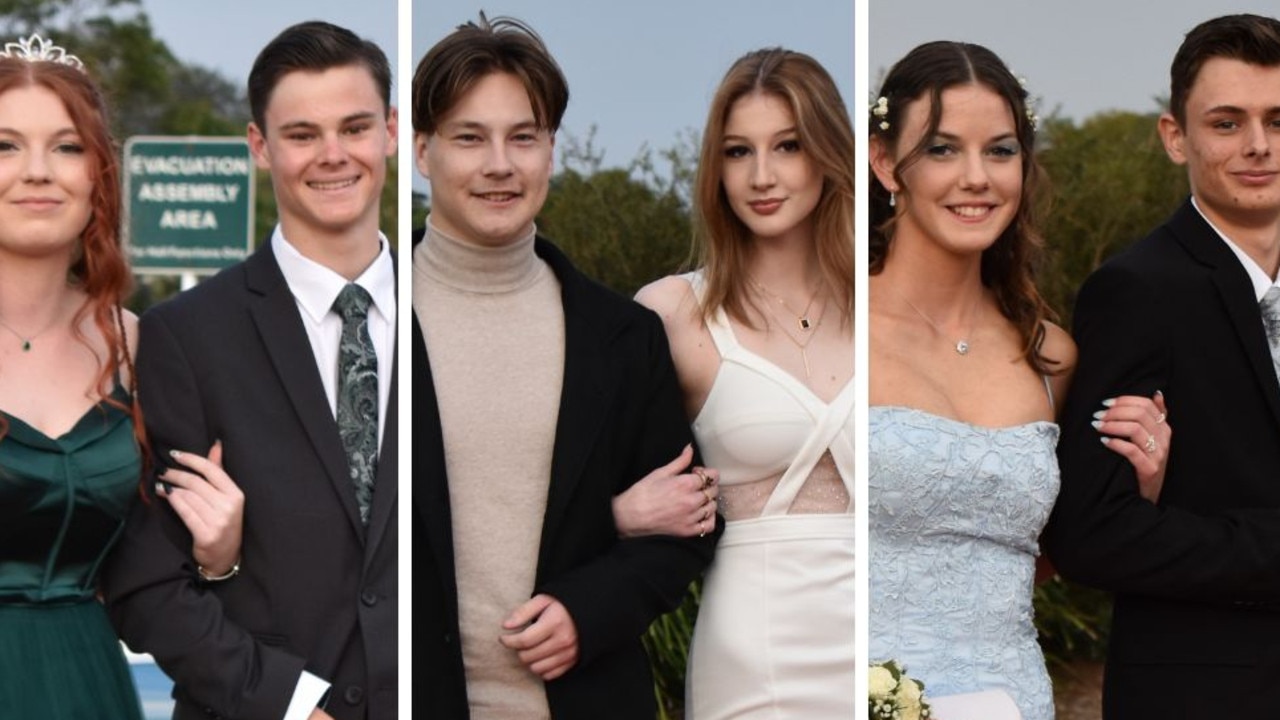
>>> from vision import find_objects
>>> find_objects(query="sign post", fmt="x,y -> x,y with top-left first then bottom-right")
124,136 -> 255,283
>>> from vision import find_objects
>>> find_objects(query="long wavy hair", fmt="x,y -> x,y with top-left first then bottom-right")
693,48 -> 854,328
869,41 -> 1058,374
0,56 -> 145,457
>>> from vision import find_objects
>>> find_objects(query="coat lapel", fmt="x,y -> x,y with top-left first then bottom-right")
536,240 -> 615,554
1172,200 -> 1280,431
243,243 -> 366,539
412,310 -> 459,589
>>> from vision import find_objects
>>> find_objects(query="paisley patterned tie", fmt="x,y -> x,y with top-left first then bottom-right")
1261,286 -> 1280,388
333,283 -> 378,525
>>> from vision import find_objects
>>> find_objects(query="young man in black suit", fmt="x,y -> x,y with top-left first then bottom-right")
1045,13 -> 1280,716
411,15 -> 719,719
104,21 -> 398,720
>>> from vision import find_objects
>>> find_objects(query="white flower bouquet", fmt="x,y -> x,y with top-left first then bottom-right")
869,660 -> 932,720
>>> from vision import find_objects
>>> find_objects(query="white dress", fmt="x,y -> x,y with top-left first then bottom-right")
685,275 -> 856,719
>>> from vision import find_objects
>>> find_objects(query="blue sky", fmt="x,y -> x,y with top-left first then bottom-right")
412,1 -> 855,191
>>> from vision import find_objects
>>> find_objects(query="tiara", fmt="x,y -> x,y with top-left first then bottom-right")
0,34 -> 84,72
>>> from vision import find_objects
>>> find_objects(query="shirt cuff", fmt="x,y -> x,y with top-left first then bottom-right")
282,670 -> 330,720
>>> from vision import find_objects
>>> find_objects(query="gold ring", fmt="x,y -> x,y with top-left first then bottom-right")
1144,434 -> 1157,454
694,467 -> 711,489
702,488 -> 713,504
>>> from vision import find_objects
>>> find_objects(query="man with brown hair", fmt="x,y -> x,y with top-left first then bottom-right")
411,14 -> 718,719
106,21 -> 398,720
1046,13 -> 1280,716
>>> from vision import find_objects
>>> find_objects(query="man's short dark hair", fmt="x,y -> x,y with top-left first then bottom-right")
412,13 -> 569,135
248,20 -> 392,130
1170,13 -> 1280,125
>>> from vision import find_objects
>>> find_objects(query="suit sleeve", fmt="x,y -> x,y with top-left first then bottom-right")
102,308 -> 306,719
535,311 -> 720,667
1043,262 -> 1280,600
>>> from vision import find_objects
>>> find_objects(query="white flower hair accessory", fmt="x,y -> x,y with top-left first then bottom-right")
872,96 -> 890,132
1016,75 -> 1039,132
0,34 -> 85,72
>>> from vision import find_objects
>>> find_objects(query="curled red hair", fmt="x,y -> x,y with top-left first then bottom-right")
0,56 -> 148,474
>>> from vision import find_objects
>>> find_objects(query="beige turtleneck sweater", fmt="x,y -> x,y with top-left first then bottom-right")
412,221 -> 564,719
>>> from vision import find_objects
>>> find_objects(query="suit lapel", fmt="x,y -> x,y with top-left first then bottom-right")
537,240 -> 614,554
1172,200 -> 1280,430
364,247 -> 399,557
244,244 -> 366,539
365,346 -> 397,559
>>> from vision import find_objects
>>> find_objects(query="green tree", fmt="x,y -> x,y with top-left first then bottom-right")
1037,111 -> 1189,324
538,127 -> 695,297
1,1 -> 249,138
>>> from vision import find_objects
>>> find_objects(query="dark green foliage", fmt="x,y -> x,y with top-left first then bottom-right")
537,128 -> 695,298
1034,577 -> 1113,668
643,583 -> 701,720
1037,111 -> 1189,326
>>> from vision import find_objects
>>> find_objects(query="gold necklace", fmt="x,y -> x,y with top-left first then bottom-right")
754,283 -> 826,379
896,291 -> 978,356
751,277 -> 821,332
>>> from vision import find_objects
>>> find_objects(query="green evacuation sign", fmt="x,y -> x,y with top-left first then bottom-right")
125,136 -> 255,273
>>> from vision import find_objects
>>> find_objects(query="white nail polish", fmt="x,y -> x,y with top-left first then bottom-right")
1091,420 -> 1103,430
1092,410 -> 1106,420
1101,398 -> 1116,407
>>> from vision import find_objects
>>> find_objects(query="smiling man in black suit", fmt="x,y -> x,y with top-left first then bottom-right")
104,21 -> 398,720
1045,13 -> 1280,717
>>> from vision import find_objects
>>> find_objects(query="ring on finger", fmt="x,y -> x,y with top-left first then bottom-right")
1154,412 -> 1167,424
702,488 -> 714,504
698,518 -> 708,538
1144,434 -> 1157,454
693,467 -> 710,489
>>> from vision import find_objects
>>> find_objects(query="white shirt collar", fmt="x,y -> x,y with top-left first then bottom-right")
1191,196 -> 1277,301
270,225 -> 396,323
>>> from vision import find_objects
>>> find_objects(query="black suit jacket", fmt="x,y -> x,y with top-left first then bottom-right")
412,233 -> 719,719
1044,198 -> 1280,714
103,241 -> 398,720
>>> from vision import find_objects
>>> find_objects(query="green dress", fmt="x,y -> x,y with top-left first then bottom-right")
0,387 -> 145,719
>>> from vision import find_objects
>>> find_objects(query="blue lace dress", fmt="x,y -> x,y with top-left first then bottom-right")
869,406 -> 1059,720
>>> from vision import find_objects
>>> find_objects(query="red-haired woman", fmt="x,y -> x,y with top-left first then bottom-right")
0,37 -> 240,717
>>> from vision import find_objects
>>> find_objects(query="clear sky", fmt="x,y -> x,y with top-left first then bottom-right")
871,1 -> 1279,122
412,0 -> 856,191
145,0 -> 399,101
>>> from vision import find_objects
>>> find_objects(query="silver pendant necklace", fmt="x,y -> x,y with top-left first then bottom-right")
896,291 -> 977,356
